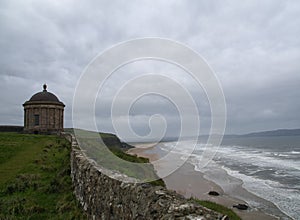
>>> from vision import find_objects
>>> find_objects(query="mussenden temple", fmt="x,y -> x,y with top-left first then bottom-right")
23,84 -> 65,134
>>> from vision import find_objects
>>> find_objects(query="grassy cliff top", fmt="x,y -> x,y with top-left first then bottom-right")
0,132 -> 87,219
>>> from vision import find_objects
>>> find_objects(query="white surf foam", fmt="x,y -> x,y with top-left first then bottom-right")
161,141 -> 299,219
223,167 -> 299,220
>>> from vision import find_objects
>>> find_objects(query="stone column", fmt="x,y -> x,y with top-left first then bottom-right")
23,109 -> 25,128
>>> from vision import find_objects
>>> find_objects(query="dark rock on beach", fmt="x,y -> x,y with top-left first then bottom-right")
233,204 -> 249,210
208,191 -> 220,196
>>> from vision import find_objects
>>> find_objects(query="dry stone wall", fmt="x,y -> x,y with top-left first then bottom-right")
67,133 -> 226,220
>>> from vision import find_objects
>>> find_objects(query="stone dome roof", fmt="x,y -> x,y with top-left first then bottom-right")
24,84 -> 64,106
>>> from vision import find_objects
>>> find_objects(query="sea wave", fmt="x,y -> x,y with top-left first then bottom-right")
160,141 -> 299,219
223,167 -> 298,220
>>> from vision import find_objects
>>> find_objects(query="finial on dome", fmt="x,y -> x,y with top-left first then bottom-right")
43,83 -> 47,91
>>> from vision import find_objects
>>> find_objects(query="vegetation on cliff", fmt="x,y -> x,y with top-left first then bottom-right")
0,132 -> 87,219
193,199 -> 241,220
67,128 -> 165,186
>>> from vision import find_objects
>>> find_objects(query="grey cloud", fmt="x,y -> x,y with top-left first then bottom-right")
0,0 -> 299,138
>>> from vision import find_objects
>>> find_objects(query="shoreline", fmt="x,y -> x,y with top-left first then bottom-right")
128,144 -> 287,220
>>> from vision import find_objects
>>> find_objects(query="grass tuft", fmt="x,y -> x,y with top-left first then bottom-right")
192,199 -> 241,220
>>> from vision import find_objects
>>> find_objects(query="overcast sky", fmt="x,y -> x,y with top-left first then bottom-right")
1,0 -> 299,138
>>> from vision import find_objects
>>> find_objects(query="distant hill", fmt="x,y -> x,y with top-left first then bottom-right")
241,129 -> 300,137
63,128 -> 300,142
161,128 -> 300,141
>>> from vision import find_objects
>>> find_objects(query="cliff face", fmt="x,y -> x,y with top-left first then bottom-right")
100,132 -> 134,150
67,133 -> 224,220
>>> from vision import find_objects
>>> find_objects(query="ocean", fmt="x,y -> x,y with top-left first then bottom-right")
158,135 -> 300,219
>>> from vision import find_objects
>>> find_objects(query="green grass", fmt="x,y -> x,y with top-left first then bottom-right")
0,132 -> 87,219
193,199 -> 241,220
0,133 -> 56,184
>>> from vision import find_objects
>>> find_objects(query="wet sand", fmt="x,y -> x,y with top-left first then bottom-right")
128,144 -> 283,220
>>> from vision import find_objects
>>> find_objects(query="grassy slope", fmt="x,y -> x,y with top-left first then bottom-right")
0,132 -> 87,219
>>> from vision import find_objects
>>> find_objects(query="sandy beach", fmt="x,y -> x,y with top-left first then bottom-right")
128,144 -> 284,220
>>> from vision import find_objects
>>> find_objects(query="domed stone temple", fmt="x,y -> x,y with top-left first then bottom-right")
23,84 -> 65,134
